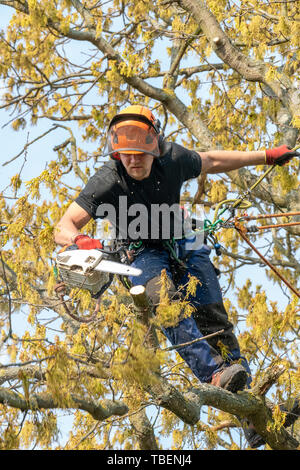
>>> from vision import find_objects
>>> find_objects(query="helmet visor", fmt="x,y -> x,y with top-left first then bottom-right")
107,122 -> 160,157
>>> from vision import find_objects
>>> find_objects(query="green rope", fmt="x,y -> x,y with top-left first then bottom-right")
204,217 -> 224,234
163,239 -> 187,267
129,240 -> 143,251
53,265 -> 59,280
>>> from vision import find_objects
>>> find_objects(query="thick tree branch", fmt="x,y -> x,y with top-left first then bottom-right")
129,408 -> 159,450
177,0 -> 265,82
0,386 -> 128,420
0,353 -> 298,449
142,367 -> 299,449
189,385 -> 299,450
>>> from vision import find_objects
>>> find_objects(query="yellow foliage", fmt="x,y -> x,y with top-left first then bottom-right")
21,412 -> 59,448
220,228 -> 238,252
0,424 -> 20,450
291,115 -> 300,129
269,405 -> 286,432
209,180 -> 228,204
237,279 -> 253,311
153,270 -> 196,328
272,167 -> 298,195
46,348 -> 75,408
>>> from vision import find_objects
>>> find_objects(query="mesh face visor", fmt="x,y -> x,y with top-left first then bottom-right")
107,120 -> 160,157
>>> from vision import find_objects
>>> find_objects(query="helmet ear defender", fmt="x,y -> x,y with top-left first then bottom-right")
153,118 -> 165,150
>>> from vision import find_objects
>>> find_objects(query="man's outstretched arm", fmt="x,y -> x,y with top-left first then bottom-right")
199,145 -> 299,174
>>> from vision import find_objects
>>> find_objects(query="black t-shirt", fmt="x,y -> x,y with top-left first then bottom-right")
75,142 -> 202,242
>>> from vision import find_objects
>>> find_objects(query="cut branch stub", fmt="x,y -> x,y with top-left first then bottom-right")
130,285 -> 159,349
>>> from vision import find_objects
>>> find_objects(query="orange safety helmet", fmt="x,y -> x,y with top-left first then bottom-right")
107,105 -> 161,159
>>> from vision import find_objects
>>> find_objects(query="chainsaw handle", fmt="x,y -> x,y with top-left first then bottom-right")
96,246 -> 126,256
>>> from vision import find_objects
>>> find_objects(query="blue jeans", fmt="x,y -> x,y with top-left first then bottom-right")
129,239 -> 251,385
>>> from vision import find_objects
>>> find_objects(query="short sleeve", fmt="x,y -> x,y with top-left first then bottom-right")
182,149 -> 202,180
164,142 -> 202,181
75,177 -> 100,219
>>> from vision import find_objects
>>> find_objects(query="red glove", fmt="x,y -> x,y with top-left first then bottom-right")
74,234 -> 103,250
265,145 -> 299,166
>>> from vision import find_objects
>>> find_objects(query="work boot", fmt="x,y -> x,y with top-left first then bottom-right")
210,363 -> 248,393
243,399 -> 300,448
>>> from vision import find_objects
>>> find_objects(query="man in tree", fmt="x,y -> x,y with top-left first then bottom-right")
54,105 -> 299,447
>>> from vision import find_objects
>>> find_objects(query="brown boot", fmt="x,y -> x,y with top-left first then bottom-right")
211,364 -> 248,393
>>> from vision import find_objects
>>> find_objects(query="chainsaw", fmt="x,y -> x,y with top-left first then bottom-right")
55,248 -> 142,297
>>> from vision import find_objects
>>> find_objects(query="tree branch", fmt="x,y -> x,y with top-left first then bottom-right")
53,125 -> 88,184
176,0 -> 300,118
0,387 -> 128,421
177,0 -> 265,82
188,382 -> 299,450
129,408 -> 159,450
43,0 -> 215,147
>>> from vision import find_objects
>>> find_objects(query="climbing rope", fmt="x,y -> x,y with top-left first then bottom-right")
236,211 -> 300,231
234,219 -> 300,298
